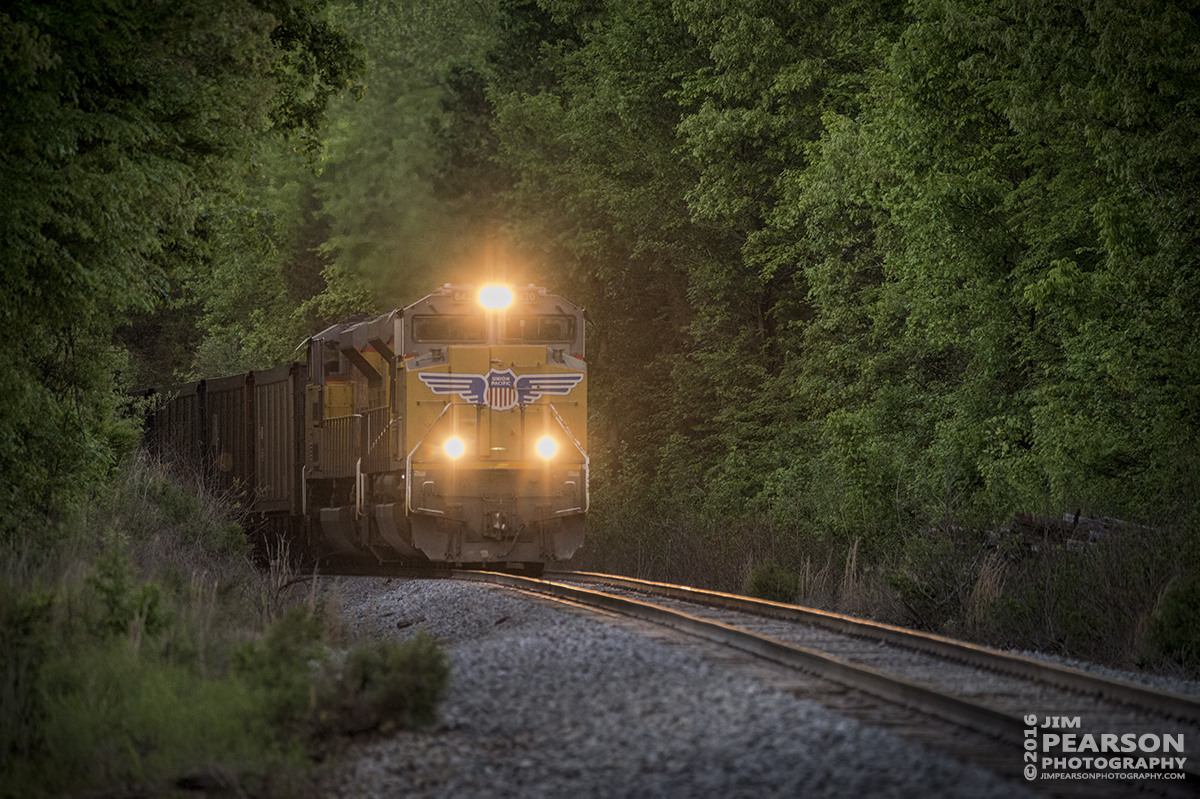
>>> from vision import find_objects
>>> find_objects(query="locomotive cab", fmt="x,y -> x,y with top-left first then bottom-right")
303,284 -> 587,567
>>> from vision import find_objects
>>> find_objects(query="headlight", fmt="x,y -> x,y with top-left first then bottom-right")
479,285 -> 513,309
536,437 -> 557,459
445,437 -> 465,458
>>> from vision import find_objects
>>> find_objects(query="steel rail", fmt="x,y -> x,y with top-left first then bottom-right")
545,569 -> 1200,729
454,569 -> 1028,744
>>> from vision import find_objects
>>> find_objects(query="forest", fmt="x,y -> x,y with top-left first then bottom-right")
3,0 -> 1200,750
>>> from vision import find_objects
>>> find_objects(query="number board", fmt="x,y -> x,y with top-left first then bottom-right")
452,289 -> 473,303
518,289 -> 538,303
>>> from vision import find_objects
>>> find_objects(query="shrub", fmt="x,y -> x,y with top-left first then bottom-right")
0,583 -> 55,782
1146,577 -> 1200,670
886,534 -> 971,632
87,541 -> 167,640
33,645 -> 271,794
0,456 -> 451,797
235,610 -> 451,739
233,605 -> 327,729
315,631 -> 450,735
743,559 -> 801,603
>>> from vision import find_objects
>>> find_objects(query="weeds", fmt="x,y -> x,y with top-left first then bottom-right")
581,499 -> 1199,677
260,536 -> 302,625
0,455 -> 450,798
965,551 -> 1006,632
314,631 -> 449,736
743,560 -> 801,603
1145,577 -> 1200,669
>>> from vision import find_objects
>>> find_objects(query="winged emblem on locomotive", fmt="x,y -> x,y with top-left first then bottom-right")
418,369 -> 584,412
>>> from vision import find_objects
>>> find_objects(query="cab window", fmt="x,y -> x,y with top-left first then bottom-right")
412,315 -> 486,342
504,315 -> 576,343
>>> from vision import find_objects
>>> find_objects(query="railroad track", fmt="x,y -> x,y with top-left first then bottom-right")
454,569 -> 1200,798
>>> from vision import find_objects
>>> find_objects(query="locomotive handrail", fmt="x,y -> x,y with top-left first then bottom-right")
355,457 -> 363,518
314,412 -> 362,479
548,402 -> 589,514
403,402 -> 455,515
362,405 -> 392,473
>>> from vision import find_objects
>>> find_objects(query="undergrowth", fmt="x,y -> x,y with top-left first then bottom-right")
577,500 -> 1200,678
0,455 -> 449,798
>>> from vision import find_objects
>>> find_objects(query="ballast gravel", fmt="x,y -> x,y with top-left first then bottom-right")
318,577 -> 1032,798
1010,648 -> 1200,698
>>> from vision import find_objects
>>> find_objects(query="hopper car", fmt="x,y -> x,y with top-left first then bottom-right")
142,283 -> 587,571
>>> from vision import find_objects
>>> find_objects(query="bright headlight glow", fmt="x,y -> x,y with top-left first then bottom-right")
479,285 -> 513,309
445,437 -> 466,458
536,437 -> 557,459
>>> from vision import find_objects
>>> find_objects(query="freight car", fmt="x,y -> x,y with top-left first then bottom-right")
143,283 -> 587,571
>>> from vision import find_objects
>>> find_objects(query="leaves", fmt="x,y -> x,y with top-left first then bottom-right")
468,0 -> 1200,543
7,0 -> 1198,554
0,0 -> 360,539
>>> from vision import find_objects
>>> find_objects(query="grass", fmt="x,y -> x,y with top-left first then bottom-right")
576,502 -> 1200,679
0,455 -> 450,798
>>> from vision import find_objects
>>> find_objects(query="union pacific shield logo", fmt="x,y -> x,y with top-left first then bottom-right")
418,369 -> 583,411
486,369 -> 518,411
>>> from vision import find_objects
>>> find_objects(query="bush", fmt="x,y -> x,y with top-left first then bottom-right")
1146,577 -> 1200,670
232,605 -> 327,731
33,646 -> 270,793
233,607 -> 451,744
315,631 -> 450,735
0,455 -> 450,797
886,535 -> 965,631
0,583 -> 55,782
743,560 -> 801,604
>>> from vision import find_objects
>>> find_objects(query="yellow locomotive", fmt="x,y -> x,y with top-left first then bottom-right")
145,283 -> 587,571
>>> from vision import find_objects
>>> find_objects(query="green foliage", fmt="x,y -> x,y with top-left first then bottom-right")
234,605 -> 326,727
0,583 -> 55,777
887,536 -> 969,632
0,465 -> 272,796
87,544 -> 167,639
743,560 -> 801,604
1,458 -> 450,796
264,0 -> 367,153
1146,577 -> 1200,670
474,0 -> 1200,593
0,0 -> 362,537
316,631 -> 450,733
31,646 -> 271,795
104,457 -> 252,572
234,609 -> 452,738
306,0 -> 502,316
340,632 -> 448,727
953,523 -> 1192,667
482,0 -> 722,504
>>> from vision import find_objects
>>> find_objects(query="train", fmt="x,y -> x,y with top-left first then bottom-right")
143,283 -> 588,572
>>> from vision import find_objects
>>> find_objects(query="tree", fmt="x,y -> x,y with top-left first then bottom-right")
301,0 -> 502,321
0,0 -> 361,540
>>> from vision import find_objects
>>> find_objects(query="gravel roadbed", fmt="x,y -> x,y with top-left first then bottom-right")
555,582 -> 1200,746
1008,649 -> 1200,698
315,577 -> 1033,798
